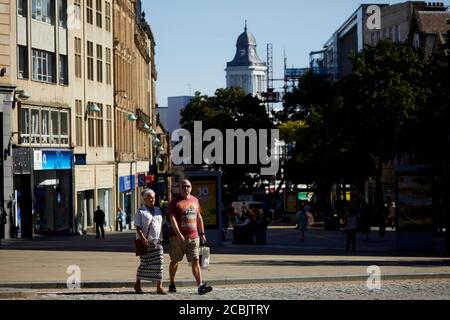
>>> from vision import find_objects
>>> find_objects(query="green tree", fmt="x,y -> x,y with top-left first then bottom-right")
343,40 -> 427,205
179,87 -> 274,199
276,40 -> 427,212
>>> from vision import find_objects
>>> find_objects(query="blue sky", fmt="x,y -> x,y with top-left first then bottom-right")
142,1 -> 437,106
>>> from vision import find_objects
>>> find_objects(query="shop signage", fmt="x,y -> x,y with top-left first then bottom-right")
73,154 -> 87,165
119,175 -> 136,193
34,149 -> 73,171
138,174 -> 146,187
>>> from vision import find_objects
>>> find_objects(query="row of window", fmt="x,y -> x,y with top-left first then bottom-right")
86,0 -> 112,31
18,0 -> 111,31
370,25 -> 401,45
20,102 -> 113,148
18,46 -> 68,85
80,101 -> 113,148
82,40 -> 112,84
18,42 -> 111,85
20,105 -> 69,146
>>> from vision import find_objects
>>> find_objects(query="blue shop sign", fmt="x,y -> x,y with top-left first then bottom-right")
35,150 -> 73,171
138,174 -> 146,187
119,175 -> 136,193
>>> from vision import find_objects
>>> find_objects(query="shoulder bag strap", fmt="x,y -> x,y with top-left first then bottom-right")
145,207 -> 155,240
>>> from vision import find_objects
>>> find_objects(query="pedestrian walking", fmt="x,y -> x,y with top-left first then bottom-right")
134,189 -> 166,295
344,206 -> 358,251
116,207 -> 126,232
94,205 -> 105,239
168,179 -> 212,295
296,204 -> 308,242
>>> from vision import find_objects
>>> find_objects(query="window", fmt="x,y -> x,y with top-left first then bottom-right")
395,25 -> 400,43
32,0 -> 53,24
74,0 -> 81,24
75,100 -> 83,146
18,45 -> 29,79
41,110 -> 50,143
115,109 -> 121,151
105,48 -> 111,85
20,105 -> 69,146
59,55 -> 68,85
383,29 -> 387,39
74,37 -> 82,78
31,109 -> 40,143
18,0 -> 27,17
96,0 -> 102,28
96,44 -> 103,83
370,33 -> 375,45
105,2 -> 111,32
87,41 -> 94,81
106,105 -> 112,147
388,27 -> 393,40
58,0 -> 67,27
88,106 -> 95,147
96,104 -> 103,147
50,110 -> 59,144
20,108 -> 30,143
60,111 -> 69,145
32,49 -> 55,83
86,0 -> 93,24
414,33 -> 420,48
87,102 -> 103,147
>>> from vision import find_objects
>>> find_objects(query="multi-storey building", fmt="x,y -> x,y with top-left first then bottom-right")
0,0 -> 157,238
0,0 -> 17,240
72,0 -> 115,235
11,0 -> 75,237
6,0 -> 115,237
113,0 -> 155,228
309,1 -> 447,79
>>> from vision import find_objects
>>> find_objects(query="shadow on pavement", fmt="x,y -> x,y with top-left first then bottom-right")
1,227 -> 447,258
215,259 -> 450,267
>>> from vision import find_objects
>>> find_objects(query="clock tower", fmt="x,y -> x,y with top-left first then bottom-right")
225,22 -> 267,96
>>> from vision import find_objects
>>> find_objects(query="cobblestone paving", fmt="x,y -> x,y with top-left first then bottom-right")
15,279 -> 450,300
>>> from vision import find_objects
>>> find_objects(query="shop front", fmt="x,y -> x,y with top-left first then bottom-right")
95,165 -> 115,231
13,148 -> 73,237
33,149 -> 73,235
118,175 -> 136,230
74,164 -> 115,234
74,165 -> 95,234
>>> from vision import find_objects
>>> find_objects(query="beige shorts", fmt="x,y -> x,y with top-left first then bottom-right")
169,236 -> 200,263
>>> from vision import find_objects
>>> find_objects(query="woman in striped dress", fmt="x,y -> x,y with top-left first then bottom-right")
134,189 -> 166,294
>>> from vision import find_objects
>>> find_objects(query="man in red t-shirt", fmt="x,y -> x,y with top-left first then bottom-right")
168,179 -> 212,295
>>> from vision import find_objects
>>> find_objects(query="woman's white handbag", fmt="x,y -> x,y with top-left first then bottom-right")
199,246 -> 210,269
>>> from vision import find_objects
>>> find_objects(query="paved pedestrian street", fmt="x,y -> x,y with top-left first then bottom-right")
8,279 -> 450,300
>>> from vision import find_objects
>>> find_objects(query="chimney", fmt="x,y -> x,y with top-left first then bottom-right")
426,2 -> 448,11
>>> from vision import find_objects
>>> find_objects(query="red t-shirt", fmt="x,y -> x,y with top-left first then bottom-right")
168,195 -> 202,239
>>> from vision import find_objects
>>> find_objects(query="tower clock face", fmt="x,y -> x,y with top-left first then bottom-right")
239,49 -> 246,56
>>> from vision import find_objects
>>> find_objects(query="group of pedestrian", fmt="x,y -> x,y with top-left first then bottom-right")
295,199 -> 396,252
133,179 -> 212,295
342,199 -> 396,251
